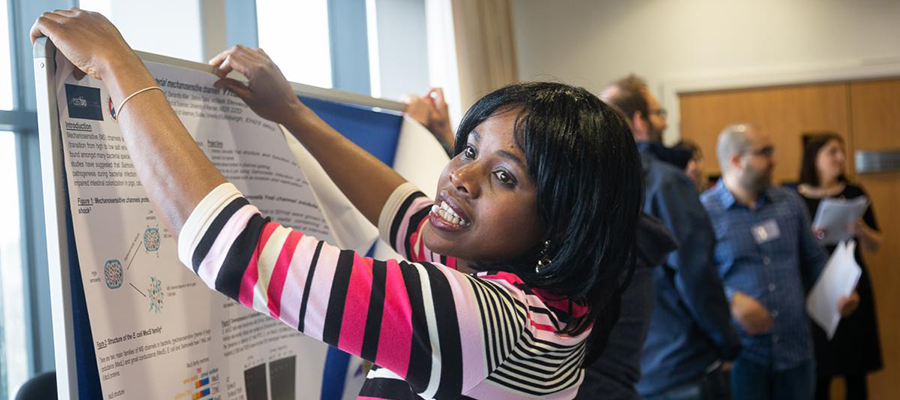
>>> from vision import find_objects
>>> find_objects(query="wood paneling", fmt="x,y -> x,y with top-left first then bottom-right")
679,83 -> 852,184
848,79 -> 900,398
850,80 -> 900,150
679,79 -> 900,399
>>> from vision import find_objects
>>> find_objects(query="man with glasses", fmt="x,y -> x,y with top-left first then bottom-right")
581,75 -> 740,400
701,123 -> 859,399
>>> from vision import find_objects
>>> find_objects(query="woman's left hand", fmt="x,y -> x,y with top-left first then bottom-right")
402,88 -> 454,152
849,219 -> 865,236
838,291 -> 860,317
30,8 -> 142,81
208,45 -> 304,126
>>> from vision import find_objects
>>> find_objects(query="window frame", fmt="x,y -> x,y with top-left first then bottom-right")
2,2 -> 76,394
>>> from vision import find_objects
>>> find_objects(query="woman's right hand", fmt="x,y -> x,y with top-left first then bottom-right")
30,8 -> 144,82
209,45 -> 305,125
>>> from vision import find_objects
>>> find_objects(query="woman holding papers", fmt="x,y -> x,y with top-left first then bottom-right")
32,9 -> 645,399
797,133 -> 883,400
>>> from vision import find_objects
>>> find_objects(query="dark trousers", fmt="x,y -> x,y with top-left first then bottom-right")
731,357 -> 814,400
815,373 -> 868,400
643,365 -> 730,400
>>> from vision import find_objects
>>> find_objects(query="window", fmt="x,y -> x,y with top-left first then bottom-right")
253,0 -> 433,101
0,0 -> 12,110
1,0 -> 52,398
75,0 -> 111,19
78,0 -> 205,62
0,132 -> 25,400
0,0 -> 28,396
367,0 -> 431,101
256,0 -> 332,88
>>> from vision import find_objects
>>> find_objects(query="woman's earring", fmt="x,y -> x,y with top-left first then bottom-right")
535,240 -> 552,273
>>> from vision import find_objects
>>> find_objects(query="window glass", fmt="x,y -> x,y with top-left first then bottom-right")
0,0 -> 13,109
0,132 -> 25,399
256,0 -> 333,88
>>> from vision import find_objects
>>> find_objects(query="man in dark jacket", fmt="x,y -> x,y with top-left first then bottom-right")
581,75 -> 741,400
577,213 -> 677,399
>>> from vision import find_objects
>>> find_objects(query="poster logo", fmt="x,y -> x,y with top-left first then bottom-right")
64,84 -> 104,121
108,96 -> 117,120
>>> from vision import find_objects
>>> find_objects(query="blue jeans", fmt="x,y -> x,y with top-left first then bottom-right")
731,357 -> 815,400
643,365 -> 730,400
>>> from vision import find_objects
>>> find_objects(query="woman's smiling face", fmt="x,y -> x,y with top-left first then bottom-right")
422,108 -> 546,265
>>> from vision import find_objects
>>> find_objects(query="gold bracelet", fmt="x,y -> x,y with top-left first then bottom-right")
113,86 -> 164,121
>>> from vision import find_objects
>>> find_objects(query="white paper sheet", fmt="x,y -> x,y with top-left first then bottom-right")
812,196 -> 869,245
56,54 -> 339,399
806,241 -> 862,339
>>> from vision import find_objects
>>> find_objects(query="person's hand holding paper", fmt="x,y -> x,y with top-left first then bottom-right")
209,46 -> 303,126
837,290 -> 860,317
812,196 -> 869,244
806,241 -> 862,339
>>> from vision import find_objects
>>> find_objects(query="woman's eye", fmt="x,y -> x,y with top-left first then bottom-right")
494,170 -> 516,186
464,145 -> 476,159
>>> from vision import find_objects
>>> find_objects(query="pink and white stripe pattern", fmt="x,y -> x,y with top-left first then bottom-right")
178,182 -> 591,399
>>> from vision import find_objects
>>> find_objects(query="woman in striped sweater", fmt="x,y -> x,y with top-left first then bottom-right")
33,9 -> 644,399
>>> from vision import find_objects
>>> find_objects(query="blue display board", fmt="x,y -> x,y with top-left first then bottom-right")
300,96 -> 403,168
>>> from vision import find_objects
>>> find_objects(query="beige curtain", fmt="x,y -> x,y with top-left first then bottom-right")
451,0 -> 520,111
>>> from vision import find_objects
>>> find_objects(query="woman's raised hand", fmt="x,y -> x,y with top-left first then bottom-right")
402,88 -> 455,153
30,8 -> 142,81
209,46 -> 304,125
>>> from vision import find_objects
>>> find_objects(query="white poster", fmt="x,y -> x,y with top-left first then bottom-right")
56,54 -> 346,400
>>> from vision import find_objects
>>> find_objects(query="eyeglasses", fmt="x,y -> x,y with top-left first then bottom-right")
650,108 -> 667,119
744,146 -> 774,157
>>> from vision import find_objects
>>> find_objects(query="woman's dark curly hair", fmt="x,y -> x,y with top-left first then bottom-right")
453,82 -> 644,361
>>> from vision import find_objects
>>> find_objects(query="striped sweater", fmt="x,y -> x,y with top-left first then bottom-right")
178,182 -> 591,399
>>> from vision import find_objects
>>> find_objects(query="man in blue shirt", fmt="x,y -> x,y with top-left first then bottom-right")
701,123 -> 859,400
585,75 -> 741,400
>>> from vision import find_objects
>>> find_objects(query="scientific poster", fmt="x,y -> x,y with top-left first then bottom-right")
55,53 -> 354,400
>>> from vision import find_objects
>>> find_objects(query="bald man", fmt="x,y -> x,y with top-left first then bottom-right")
700,124 -> 858,400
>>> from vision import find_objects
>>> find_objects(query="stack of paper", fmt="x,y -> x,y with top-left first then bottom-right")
812,196 -> 869,245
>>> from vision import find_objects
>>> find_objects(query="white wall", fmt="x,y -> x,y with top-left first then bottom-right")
511,0 -> 900,143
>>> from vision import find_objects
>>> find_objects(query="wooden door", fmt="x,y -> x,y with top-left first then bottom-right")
847,78 -> 900,398
679,83 -> 852,184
